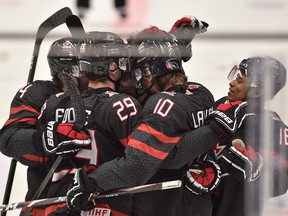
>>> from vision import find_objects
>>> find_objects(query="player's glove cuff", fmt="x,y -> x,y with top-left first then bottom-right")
66,165 -> 99,211
185,151 -> 221,195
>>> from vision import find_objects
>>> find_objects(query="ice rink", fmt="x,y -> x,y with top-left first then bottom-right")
1,0 -> 288,215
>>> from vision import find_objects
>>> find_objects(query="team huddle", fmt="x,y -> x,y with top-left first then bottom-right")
0,12 -> 287,216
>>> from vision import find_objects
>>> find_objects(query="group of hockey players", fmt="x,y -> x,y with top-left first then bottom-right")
0,13 -> 288,216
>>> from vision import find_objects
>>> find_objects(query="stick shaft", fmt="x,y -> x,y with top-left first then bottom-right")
0,180 -> 182,212
1,8 -> 73,216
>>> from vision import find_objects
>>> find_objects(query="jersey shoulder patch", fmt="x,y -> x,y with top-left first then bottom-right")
105,91 -> 119,97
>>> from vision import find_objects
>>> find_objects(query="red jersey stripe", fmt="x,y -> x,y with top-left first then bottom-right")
23,154 -> 49,163
119,133 -> 132,147
4,117 -> 37,127
10,105 -> 40,115
137,124 -> 181,143
128,138 -> 169,160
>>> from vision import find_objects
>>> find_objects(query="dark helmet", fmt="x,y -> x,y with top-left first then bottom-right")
84,31 -> 124,44
130,29 -> 184,85
47,37 -> 81,78
228,55 -> 287,97
78,31 -> 128,77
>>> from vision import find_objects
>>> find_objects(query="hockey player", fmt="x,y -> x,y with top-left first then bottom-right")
76,0 -> 127,19
35,31 -> 143,215
0,37 -> 90,208
210,55 -> 288,216
125,24 -> 218,216
64,27 -> 254,214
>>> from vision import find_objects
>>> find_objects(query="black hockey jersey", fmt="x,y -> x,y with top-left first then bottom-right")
38,87 -> 143,215
211,97 -> 288,216
89,83 -> 215,201
0,80 -> 61,200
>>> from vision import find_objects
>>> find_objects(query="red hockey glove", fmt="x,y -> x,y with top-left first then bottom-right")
127,25 -> 172,45
184,150 -> 221,195
207,101 -> 256,140
66,165 -> 99,211
169,16 -> 209,62
40,121 -> 91,157
218,139 -> 264,182
170,16 -> 209,34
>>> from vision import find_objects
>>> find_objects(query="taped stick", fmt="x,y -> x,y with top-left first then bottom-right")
0,180 -> 182,212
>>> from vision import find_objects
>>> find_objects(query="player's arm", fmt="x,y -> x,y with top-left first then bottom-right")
36,93 -> 91,158
160,124 -> 220,169
0,81 -> 56,166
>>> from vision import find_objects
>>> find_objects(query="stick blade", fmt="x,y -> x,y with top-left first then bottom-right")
57,73 -> 86,131
37,7 -> 73,38
66,15 -> 86,37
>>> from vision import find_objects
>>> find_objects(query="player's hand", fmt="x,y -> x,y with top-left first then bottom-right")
66,165 -> 99,211
40,121 -> 91,157
169,16 -> 209,62
170,16 -> 209,35
207,101 -> 256,139
184,150 -> 221,195
218,139 -> 264,182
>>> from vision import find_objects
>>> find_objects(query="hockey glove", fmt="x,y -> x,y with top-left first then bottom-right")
127,25 -> 173,44
169,16 -> 209,62
40,121 -> 91,157
218,139 -> 264,182
66,165 -> 99,211
185,150 -> 221,195
207,101 -> 256,139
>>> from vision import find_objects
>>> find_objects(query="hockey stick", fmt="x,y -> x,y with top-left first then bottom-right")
66,15 -> 86,38
0,180 -> 182,212
1,7 -> 73,216
27,7 -> 73,83
21,15 -> 87,216
32,14 -> 87,201
30,73 -> 87,201
31,15 -> 86,201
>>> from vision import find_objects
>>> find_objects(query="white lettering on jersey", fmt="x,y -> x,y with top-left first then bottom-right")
113,97 -> 137,121
279,127 -> 288,145
38,101 -> 47,120
19,84 -> 32,98
191,107 -> 214,128
55,108 -> 90,125
153,98 -> 174,117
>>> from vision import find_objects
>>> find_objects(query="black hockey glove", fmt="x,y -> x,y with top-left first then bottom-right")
184,150 -> 221,195
218,139 -> 264,182
66,165 -> 99,211
169,16 -> 209,62
40,121 -> 91,157
207,101 -> 256,140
